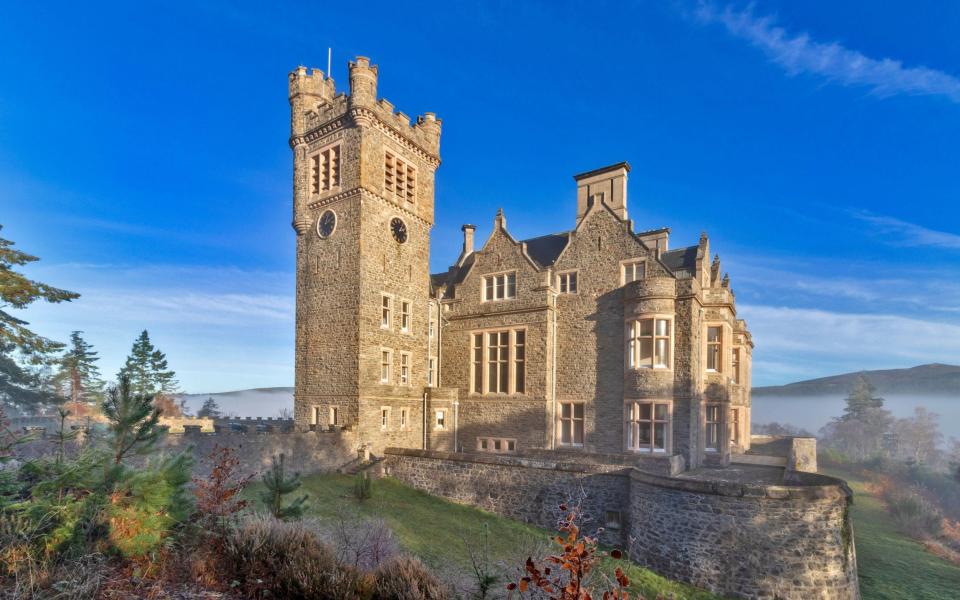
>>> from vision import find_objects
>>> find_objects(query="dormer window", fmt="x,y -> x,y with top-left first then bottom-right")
310,143 -> 340,195
483,272 -> 516,301
385,150 -> 416,203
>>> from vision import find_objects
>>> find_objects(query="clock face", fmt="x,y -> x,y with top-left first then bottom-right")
317,210 -> 336,239
390,217 -> 408,244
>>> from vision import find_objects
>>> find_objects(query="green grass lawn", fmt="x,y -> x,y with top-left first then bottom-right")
824,466 -> 960,600
245,473 -> 723,600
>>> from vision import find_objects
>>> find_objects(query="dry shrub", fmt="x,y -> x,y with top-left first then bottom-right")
223,514 -> 364,599
329,513 -> 399,571
372,555 -> 449,600
883,486 -> 943,538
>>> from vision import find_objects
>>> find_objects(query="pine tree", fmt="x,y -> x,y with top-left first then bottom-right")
117,330 -> 155,396
53,331 -> 105,409
0,226 -> 79,411
102,375 -> 162,464
259,453 -> 309,520
197,396 -> 221,418
117,330 -> 180,415
842,375 -> 885,421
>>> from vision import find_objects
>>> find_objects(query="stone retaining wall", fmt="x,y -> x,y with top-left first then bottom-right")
383,448 -> 859,600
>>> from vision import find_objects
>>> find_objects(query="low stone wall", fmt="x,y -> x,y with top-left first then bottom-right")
160,430 -> 359,477
383,448 -> 859,600
13,428 -> 359,479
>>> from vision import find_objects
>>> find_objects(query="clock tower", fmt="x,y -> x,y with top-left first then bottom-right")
289,57 -> 444,452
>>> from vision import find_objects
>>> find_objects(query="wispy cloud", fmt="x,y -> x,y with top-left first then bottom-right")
15,263 -> 295,393
740,304 -> 960,384
851,210 -> 960,250
694,2 -> 960,104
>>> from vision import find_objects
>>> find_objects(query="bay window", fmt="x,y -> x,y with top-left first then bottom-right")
628,317 -> 672,369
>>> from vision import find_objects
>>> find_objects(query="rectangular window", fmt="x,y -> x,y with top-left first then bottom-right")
329,406 -> 338,426
705,403 -> 722,451
628,318 -> 671,369
400,408 -> 408,430
706,326 -> 722,372
471,333 -> 483,393
557,271 -> 578,294
381,295 -> 392,329
380,349 -> 392,384
399,352 -> 411,385
429,318 -> 435,338
472,329 -> 526,395
559,402 -> 585,446
380,407 -> 391,430
487,331 -> 509,393
732,348 -> 741,384
627,401 -> 670,453
427,357 -> 436,387
310,406 -> 321,425
400,300 -> 411,333
604,511 -> 622,530
622,260 -> 646,284
310,143 -> 341,194
476,437 -> 518,454
482,272 -> 517,301
435,410 -> 445,430
384,150 -> 416,203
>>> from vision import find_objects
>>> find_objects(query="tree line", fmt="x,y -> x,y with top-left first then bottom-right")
820,374 -> 960,481
0,225 -> 184,418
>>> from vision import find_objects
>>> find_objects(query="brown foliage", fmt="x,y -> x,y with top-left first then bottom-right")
221,515 -> 366,599
507,504 -> 632,600
371,555 -> 449,600
193,445 -> 254,526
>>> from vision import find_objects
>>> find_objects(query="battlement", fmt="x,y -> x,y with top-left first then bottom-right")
289,65 -> 337,102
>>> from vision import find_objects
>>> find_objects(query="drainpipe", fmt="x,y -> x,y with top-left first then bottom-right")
422,392 -> 428,450
550,280 -> 559,450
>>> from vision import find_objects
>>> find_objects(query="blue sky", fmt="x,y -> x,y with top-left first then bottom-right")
3,1 -> 959,393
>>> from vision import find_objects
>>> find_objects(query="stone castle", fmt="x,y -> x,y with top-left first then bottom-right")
289,57 -> 859,599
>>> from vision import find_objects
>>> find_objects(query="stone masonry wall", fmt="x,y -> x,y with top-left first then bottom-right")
384,449 -> 859,600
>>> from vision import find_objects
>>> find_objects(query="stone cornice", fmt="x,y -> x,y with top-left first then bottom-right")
305,186 -> 432,229
289,117 -> 346,148
353,107 -> 441,168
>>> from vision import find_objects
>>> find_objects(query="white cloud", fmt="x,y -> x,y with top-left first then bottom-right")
740,304 -> 960,384
14,263 -> 295,393
695,2 -> 960,103
851,210 -> 960,250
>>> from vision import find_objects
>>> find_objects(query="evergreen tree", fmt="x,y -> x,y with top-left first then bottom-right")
259,453 -> 309,520
842,374 -> 886,421
197,396 -> 221,418
117,330 -> 155,396
117,330 -> 180,415
0,226 -> 78,411
53,331 -> 105,408
102,375 -> 162,464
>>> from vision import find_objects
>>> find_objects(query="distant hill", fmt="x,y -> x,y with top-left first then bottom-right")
177,387 -> 293,418
753,364 -> 960,397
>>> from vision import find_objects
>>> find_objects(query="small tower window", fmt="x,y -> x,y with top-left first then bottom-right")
310,143 -> 341,195
385,150 -> 416,203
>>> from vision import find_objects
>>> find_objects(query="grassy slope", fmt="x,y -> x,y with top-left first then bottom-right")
824,467 -> 960,600
245,474 -> 723,600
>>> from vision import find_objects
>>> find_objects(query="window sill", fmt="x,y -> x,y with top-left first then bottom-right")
481,298 -> 517,303
558,443 -> 585,449
626,449 -> 671,457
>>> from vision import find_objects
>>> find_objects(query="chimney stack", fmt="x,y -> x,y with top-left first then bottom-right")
461,224 -> 477,255
573,162 -> 630,223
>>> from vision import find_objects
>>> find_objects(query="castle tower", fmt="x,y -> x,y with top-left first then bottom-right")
289,57 -> 443,453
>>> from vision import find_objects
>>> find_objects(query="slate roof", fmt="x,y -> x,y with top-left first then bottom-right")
521,232 -> 570,267
660,245 -> 698,273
